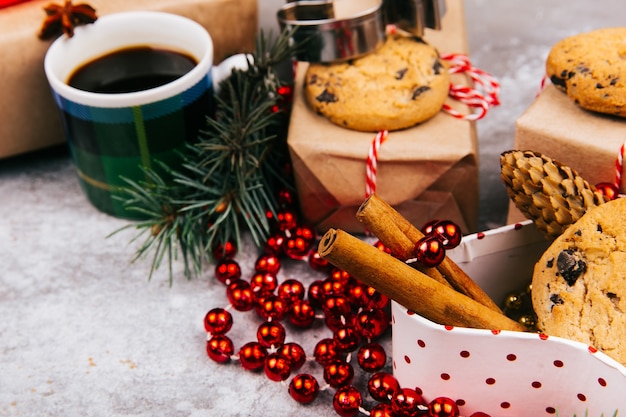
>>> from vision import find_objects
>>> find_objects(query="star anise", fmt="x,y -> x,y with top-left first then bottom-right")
38,0 -> 97,40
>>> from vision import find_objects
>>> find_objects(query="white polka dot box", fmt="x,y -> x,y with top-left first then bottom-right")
391,220 -> 626,416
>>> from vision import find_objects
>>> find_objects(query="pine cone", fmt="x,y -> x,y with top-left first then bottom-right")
500,150 -> 607,239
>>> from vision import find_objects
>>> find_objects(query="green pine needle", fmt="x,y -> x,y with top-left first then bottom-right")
110,28 -> 301,283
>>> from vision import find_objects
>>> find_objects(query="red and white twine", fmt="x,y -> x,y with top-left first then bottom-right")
365,130 -> 389,197
440,53 -> 501,121
614,141 -> 625,191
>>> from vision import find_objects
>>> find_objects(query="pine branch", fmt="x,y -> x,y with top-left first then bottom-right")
111,28 -> 301,283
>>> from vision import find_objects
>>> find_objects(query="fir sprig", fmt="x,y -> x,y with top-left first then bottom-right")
110,28 -> 301,284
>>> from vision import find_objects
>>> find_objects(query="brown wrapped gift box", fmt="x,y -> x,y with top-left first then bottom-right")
0,0 -> 257,159
507,83 -> 626,224
287,0 -> 479,235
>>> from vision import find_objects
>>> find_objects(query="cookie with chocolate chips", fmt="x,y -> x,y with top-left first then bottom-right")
303,35 -> 450,132
532,197 -> 626,366
546,27 -> 626,117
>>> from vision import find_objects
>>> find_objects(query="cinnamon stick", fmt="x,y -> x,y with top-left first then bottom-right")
318,228 -> 527,332
356,194 -> 502,313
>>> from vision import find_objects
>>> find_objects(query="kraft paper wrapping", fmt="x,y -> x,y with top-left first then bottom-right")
507,83 -> 626,224
0,0 -> 258,159
287,0 -> 479,235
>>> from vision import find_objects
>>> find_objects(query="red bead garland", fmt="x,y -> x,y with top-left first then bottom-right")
203,191 -> 492,416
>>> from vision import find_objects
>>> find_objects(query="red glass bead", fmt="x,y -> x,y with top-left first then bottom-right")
313,338 -> 340,365
264,232 -> 285,255
277,279 -> 306,304
212,241 -> 237,260
254,254 -> 281,275
238,341 -> 268,372
333,385 -> 362,417
255,294 -> 289,321
371,403 -> 395,417
322,294 -> 352,320
347,282 -> 368,307
250,272 -> 279,295
276,209 -> 298,231
368,372 -> 400,402
289,373 -> 319,404
362,286 -> 390,310
226,280 -> 255,311
370,403 -> 394,417
265,208 -> 275,223
469,413 -> 491,417
271,85 -> 292,113
596,182 -> 621,200
333,326 -> 361,352
206,334 -> 234,363
277,187 -> 295,207
264,352 -> 292,382
430,220 -> 462,249
214,259 -> 242,284
421,219 -> 440,235
414,235 -> 446,268
322,277 -> 348,298
283,235 -> 312,260
355,308 -> 389,339
325,311 -> 354,332
323,359 -> 354,388
289,299 -> 316,328
257,321 -> 286,348
278,342 -> 306,370
391,388 -> 427,417
308,249 -> 332,272
203,308 -> 233,335
357,342 -> 387,372
307,279 -> 326,307
428,397 -> 460,417
330,268 -> 352,285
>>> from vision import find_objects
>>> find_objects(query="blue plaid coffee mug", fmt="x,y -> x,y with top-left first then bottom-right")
44,11 -> 248,218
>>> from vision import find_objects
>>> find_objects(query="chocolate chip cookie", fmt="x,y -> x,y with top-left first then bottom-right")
532,197 -> 626,366
303,35 -> 450,132
546,27 -> 626,117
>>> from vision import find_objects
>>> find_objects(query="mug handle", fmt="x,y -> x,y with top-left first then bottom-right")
211,53 -> 253,93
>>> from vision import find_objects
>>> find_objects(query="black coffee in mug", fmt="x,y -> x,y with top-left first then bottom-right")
68,46 -> 198,93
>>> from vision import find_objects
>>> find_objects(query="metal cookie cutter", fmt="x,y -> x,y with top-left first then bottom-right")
277,0 -> 446,63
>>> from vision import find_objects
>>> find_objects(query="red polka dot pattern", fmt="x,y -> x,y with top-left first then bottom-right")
391,219 -> 626,416
392,301 -> 626,416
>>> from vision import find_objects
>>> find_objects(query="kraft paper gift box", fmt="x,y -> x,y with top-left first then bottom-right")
287,0 -> 479,235
0,0 -> 257,159
507,83 -> 626,224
